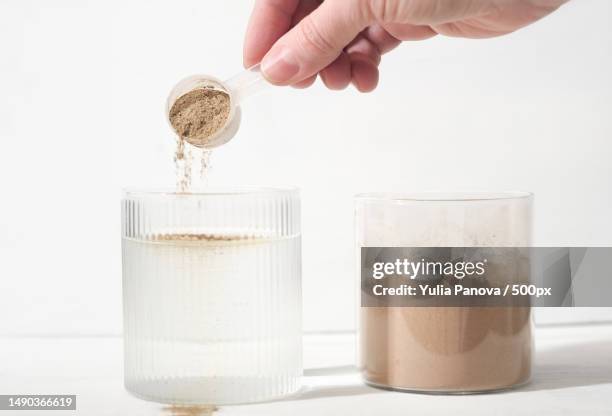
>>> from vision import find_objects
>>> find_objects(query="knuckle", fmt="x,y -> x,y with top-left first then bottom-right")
367,0 -> 400,22
368,0 -> 437,24
296,15 -> 336,56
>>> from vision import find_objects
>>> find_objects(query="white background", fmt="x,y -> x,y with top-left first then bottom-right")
0,0 -> 610,336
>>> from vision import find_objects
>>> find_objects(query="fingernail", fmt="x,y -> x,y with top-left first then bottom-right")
261,46 -> 300,84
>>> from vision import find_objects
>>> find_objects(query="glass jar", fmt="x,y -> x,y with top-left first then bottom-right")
121,187 -> 302,404
356,192 -> 533,393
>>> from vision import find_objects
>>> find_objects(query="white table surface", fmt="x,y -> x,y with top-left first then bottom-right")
1,324 -> 611,415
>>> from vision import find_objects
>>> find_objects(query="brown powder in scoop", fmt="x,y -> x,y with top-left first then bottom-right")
169,88 -> 231,147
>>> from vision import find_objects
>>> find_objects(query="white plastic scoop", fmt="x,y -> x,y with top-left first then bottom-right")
166,64 -> 271,149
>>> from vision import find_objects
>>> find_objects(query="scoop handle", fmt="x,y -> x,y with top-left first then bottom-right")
224,64 -> 271,104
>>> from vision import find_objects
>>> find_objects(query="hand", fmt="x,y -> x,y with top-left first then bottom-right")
244,0 -> 567,92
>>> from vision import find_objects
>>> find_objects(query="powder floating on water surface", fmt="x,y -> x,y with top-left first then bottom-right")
169,88 -> 231,147
154,233 -> 255,242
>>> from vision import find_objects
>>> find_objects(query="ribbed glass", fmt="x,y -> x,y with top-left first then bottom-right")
121,188 -> 302,405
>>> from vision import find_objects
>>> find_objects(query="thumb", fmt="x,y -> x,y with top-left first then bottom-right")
260,0 -> 371,85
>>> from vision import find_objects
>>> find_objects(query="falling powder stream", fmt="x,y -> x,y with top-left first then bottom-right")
174,136 -> 193,192
174,136 -> 214,193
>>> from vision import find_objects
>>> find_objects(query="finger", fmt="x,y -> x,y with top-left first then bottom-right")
382,23 -> 437,41
292,74 -> 318,88
291,1 -> 325,89
350,54 -> 379,93
362,24 -> 401,54
243,0 -> 300,68
319,52 -> 351,90
345,35 -> 381,66
345,36 -> 380,93
260,0 -> 371,85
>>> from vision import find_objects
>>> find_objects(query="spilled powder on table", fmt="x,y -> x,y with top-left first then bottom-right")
162,404 -> 218,416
